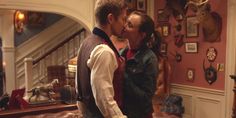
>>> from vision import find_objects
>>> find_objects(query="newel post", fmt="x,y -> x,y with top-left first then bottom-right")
24,58 -> 33,99
230,75 -> 236,118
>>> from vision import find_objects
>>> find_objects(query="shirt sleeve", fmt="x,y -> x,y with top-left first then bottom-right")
87,44 -> 126,118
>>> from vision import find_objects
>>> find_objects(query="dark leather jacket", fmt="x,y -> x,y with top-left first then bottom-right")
121,46 -> 158,118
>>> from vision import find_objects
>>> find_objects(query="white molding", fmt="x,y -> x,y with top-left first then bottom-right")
0,0 -> 95,31
171,84 -> 225,118
225,0 -> 236,118
171,84 -> 224,95
2,47 -> 15,52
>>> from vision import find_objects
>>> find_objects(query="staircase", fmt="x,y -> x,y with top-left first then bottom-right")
15,17 -> 87,89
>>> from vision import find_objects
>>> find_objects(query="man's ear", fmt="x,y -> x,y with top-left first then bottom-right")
107,13 -> 114,24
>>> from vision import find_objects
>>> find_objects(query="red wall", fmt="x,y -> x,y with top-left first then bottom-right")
154,0 -> 227,90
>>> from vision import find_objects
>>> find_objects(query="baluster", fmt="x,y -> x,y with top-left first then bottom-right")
24,58 -> 33,100
230,75 -> 236,118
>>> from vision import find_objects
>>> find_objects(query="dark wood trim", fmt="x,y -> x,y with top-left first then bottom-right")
33,28 -> 86,65
0,103 -> 77,118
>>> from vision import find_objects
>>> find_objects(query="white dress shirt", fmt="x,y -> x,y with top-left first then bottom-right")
86,44 -> 126,118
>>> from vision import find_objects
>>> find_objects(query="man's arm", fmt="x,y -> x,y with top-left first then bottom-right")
87,44 -> 126,118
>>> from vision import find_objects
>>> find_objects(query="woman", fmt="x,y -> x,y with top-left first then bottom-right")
121,11 -> 159,118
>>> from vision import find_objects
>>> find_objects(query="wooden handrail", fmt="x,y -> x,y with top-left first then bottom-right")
32,28 -> 86,65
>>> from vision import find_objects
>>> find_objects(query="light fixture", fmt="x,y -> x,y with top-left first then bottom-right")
14,10 -> 26,33
68,57 -> 77,73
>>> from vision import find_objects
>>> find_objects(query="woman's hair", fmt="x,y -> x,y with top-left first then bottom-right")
95,0 -> 127,25
131,11 -> 162,56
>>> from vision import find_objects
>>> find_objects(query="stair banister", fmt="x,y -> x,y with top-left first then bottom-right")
24,28 -> 86,99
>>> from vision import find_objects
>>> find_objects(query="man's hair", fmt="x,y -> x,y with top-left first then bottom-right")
95,0 -> 127,25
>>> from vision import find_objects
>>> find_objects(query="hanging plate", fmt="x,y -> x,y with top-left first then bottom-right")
206,47 -> 217,62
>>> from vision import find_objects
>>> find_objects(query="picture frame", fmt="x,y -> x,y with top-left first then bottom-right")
157,9 -> 169,22
186,68 -> 195,82
157,23 -> 171,37
186,16 -> 199,38
160,42 -> 168,55
127,0 -> 137,10
136,0 -> 147,12
27,12 -> 45,27
185,42 -> 198,53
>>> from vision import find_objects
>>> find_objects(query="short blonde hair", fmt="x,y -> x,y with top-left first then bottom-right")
95,0 -> 127,25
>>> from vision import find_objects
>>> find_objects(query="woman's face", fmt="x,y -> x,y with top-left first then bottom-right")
122,14 -> 145,50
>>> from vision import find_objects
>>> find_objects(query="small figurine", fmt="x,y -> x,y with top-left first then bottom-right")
28,79 -> 59,102
0,93 -> 9,110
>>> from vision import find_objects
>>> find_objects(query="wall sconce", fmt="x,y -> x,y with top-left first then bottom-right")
14,10 -> 26,33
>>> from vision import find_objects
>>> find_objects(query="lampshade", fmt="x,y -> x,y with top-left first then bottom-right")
68,57 -> 77,73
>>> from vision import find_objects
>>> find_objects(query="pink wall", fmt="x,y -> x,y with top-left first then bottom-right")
154,0 -> 227,90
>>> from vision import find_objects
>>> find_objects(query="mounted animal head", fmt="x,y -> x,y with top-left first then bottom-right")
185,0 -> 222,42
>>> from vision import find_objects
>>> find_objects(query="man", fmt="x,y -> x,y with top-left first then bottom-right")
76,0 -> 127,118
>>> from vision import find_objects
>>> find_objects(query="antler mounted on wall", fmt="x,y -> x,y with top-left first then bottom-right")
185,0 -> 222,42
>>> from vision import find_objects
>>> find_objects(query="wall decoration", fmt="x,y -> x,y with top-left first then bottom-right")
203,60 -> 217,85
206,47 -> 217,62
185,42 -> 198,53
186,68 -> 195,82
160,42 -> 168,55
186,16 -> 199,38
126,0 -> 137,14
27,12 -> 45,27
175,52 -> 182,62
157,23 -> 171,37
136,0 -> 147,12
174,34 -> 184,48
127,0 -> 137,10
217,63 -> 224,72
185,3 -> 222,42
157,9 -> 169,22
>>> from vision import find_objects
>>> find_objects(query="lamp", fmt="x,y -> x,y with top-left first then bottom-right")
68,57 -> 77,73
14,10 -> 26,33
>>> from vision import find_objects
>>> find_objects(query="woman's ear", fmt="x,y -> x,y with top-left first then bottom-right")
141,32 -> 146,40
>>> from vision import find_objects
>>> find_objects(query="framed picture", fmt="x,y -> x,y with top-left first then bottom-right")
186,68 -> 195,82
137,0 -> 147,12
27,12 -> 45,27
126,0 -> 136,12
160,42 -> 168,55
185,42 -> 198,53
157,23 -> 171,37
157,9 -> 169,22
186,16 -> 199,38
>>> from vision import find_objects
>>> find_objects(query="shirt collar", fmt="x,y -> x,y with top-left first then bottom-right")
92,27 -> 120,57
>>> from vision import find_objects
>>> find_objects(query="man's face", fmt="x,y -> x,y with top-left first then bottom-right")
111,9 -> 127,37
